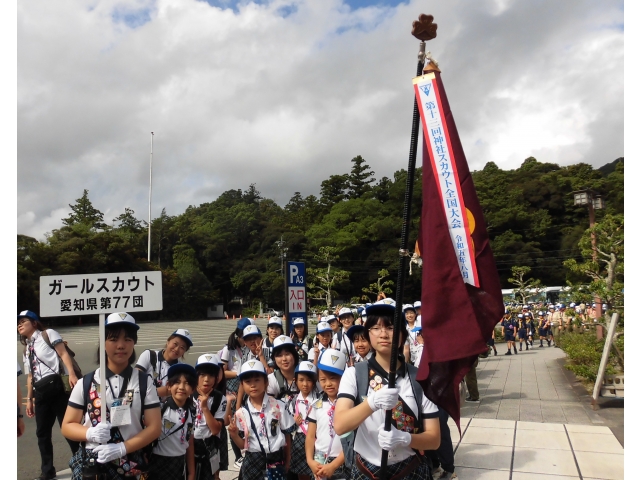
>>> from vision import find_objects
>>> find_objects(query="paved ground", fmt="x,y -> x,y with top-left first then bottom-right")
16,319 -> 624,479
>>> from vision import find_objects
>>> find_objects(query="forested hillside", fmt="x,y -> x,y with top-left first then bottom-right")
17,156 -> 623,320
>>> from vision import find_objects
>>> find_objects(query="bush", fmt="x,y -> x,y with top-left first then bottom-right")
556,332 -> 618,382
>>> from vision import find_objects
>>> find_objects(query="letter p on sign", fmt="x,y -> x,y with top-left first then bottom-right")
289,264 -> 298,284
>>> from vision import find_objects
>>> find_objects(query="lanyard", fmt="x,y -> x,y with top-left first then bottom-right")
246,402 -> 271,454
106,366 -> 132,399
325,399 -> 337,460
294,397 -> 314,434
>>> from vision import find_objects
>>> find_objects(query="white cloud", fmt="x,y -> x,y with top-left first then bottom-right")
17,0 -> 624,237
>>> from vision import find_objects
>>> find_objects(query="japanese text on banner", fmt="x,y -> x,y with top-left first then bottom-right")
414,75 -> 478,287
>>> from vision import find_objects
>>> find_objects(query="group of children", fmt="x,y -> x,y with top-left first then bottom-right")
19,295 -> 437,480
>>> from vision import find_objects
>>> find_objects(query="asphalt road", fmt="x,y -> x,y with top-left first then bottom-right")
17,317 -> 272,480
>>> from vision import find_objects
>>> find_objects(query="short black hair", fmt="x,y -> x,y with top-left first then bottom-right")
295,371 -> 316,382
167,371 -> 198,390
196,364 -> 220,377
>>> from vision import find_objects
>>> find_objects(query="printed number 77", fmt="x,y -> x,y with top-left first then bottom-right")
112,296 -> 131,308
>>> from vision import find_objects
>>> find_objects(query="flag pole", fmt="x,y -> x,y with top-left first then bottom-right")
379,14 -> 437,478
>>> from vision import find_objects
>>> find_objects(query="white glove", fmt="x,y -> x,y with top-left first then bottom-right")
93,442 -> 127,464
85,422 -> 112,444
367,387 -> 399,412
378,425 -> 412,450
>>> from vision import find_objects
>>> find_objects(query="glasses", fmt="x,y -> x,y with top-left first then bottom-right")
369,326 -> 394,335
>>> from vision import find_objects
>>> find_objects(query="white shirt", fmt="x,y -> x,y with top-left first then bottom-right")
289,392 -> 318,434
68,367 -> 160,450
307,343 -> 330,364
337,362 -> 438,466
23,329 -> 65,381
337,330 -> 355,361
307,397 -> 342,459
235,394 -> 295,453
220,345 -> 246,373
154,399 -> 195,457
135,349 -> 183,389
193,393 -> 227,440
406,326 -> 421,363
353,351 -> 373,363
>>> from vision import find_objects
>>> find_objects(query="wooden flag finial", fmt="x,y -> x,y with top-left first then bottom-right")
412,14 -> 437,42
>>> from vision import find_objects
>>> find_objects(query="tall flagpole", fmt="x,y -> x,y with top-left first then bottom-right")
148,132 -> 154,263
379,14 -> 437,479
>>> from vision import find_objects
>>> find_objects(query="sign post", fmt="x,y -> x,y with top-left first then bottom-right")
39,271 -> 163,425
286,262 -> 306,334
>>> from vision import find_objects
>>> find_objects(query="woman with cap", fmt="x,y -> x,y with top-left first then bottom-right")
538,311 -> 550,347
290,317 -> 310,361
334,301 -> 441,480
290,361 -> 320,480
192,354 -> 228,480
62,312 -> 162,480
18,310 -> 81,480
135,328 -> 194,400
228,361 -> 296,480
267,336 -> 299,406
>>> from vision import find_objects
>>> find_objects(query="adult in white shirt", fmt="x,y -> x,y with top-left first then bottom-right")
334,301 -> 440,480
18,310 -> 80,480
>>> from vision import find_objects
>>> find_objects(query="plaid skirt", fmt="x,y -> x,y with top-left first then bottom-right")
350,453 -> 427,480
148,453 -> 185,480
290,432 -> 312,476
325,456 -> 348,480
69,446 -> 146,480
241,450 -> 284,480
227,377 -> 240,394
218,426 -> 229,471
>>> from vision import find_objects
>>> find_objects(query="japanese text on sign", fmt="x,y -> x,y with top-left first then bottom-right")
39,271 -> 163,317
414,74 -> 479,287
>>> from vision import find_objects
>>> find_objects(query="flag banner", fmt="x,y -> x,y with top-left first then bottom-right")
413,70 -> 504,429
414,73 -> 478,287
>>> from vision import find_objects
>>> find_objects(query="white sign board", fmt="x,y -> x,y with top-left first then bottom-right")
39,271 -> 163,317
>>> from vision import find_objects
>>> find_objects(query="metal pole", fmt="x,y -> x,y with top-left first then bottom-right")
379,41 -> 426,478
148,132 -> 154,263
99,313 -> 106,422
587,196 -> 603,320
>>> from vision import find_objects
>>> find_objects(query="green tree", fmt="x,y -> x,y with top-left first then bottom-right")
307,246 -> 350,309
564,214 -> 624,309
347,155 -> 375,199
508,266 -> 545,304
113,207 -> 143,232
320,174 -> 349,211
361,268 -> 394,302
62,189 -> 107,229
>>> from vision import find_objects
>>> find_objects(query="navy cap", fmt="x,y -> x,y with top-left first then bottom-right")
365,299 -> 396,317
167,363 -> 197,379
345,325 -> 365,342
237,318 -> 252,331
18,310 -> 39,323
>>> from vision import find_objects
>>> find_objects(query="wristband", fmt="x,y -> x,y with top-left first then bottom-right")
18,414 -> 24,418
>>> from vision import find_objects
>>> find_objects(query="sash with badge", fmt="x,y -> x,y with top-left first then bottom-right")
368,369 -> 419,436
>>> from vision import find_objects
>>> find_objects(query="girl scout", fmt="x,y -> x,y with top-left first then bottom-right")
135,328 -> 194,400
308,322 -> 333,365
290,317 -> 310,361
19,309 -> 80,480
305,349 -> 349,480
290,361 -> 319,480
149,363 -> 198,480
62,312 -> 162,480
192,354 -> 227,480
334,301 -> 441,480
403,304 -> 420,364
267,336 -> 299,405
264,317 -> 285,370
345,325 -> 372,363
228,361 -> 295,480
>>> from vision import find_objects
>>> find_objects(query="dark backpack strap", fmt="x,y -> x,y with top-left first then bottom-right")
81,370 -> 97,417
406,364 -> 424,433
354,361 -> 369,406
210,390 -> 223,416
149,350 -> 158,375
274,370 -> 286,398
138,369 -> 148,425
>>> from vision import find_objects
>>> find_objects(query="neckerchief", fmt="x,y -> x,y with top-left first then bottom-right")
367,358 -> 419,434
161,396 -> 193,444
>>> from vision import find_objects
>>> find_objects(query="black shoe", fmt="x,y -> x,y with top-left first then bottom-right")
493,349 -> 498,356
519,346 -> 522,351
514,348 -> 518,354
505,351 -> 512,355
465,396 -> 480,403
526,345 -> 529,350
34,474 -> 57,480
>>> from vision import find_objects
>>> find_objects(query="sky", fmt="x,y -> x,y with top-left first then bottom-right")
16,0 -> 624,240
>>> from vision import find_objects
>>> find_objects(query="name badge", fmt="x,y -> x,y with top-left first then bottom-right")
111,402 -> 132,427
